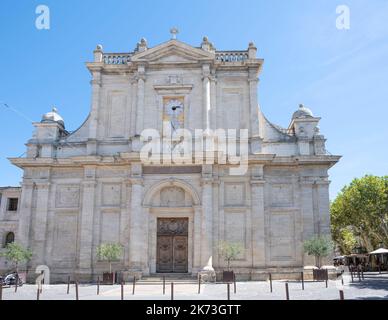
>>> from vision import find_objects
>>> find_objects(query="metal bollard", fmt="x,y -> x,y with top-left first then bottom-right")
339,290 -> 344,300
233,273 -> 236,294
325,270 -> 329,288
163,276 -> 166,295
285,282 -> 290,300
301,272 -> 304,290
198,275 -> 201,294
171,282 -> 174,301
132,276 -> 136,295
97,276 -> 100,295
269,273 -> 273,293
121,281 -> 124,300
227,283 -> 230,301
0,283 -> 2,301
75,281 -> 79,300
67,276 -> 70,294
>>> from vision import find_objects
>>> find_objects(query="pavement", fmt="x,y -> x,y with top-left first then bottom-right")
1,273 -> 388,300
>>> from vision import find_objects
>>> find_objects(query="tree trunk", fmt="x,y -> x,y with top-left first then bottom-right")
315,256 -> 322,269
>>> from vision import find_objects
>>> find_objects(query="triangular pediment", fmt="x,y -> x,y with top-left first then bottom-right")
131,40 -> 214,64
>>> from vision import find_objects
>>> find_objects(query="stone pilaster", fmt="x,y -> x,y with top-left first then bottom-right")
33,181 -> 50,265
251,179 -> 266,268
88,70 -> 102,154
193,206 -> 202,271
128,177 -> 144,272
135,65 -> 146,135
200,169 -> 216,281
210,75 -> 217,130
120,180 -> 131,269
16,181 -> 34,248
202,64 -> 211,131
78,173 -> 97,273
248,68 -> 261,153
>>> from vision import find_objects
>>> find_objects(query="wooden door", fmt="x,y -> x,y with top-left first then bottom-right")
156,218 -> 188,273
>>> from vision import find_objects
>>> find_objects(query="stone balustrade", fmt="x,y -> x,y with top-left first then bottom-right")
103,53 -> 132,65
215,51 -> 249,62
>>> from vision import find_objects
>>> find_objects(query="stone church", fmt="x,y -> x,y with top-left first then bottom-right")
1,33 -> 340,281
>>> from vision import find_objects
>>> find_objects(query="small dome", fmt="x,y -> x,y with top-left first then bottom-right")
41,107 -> 65,128
292,104 -> 314,119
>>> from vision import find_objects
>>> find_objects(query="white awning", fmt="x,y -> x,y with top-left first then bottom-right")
369,248 -> 388,255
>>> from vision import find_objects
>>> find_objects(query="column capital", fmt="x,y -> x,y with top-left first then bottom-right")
129,177 -> 144,186
82,180 -> 97,188
34,181 -> 51,189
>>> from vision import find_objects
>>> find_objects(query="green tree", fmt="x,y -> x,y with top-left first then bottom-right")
331,175 -> 388,253
218,241 -> 243,271
1,243 -> 32,273
303,235 -> 334,268
96,243 -> 123,273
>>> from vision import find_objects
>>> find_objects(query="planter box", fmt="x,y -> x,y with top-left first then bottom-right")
102,272 -> 115,285
222,271 -> 235,283
313,269 -> 328,281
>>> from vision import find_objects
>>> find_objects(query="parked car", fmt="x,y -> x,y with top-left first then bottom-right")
0,272 -> 23,287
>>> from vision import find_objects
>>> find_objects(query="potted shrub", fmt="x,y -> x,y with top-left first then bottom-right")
97,243 -> 123,285
1,242 -> 32,284
303,235 -> 334,280
218,241 -> 243,282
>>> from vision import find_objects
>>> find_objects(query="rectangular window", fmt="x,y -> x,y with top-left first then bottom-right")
7,198 -> 18,211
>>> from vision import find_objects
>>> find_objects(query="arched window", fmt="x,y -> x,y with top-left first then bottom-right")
4,232 -> 15,247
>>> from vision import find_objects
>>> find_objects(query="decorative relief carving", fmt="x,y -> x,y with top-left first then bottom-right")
157,218 -> 188,236
160,187 -> 185,207
55,185 -> 80,208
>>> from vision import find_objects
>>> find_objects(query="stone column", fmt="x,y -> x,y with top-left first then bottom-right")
200,176 -> 216,281
251,179 -> 266,268
16,181 -> 34,248
33,182 -> 50,265
128,178 -> 144,274
78,179 -> 97,275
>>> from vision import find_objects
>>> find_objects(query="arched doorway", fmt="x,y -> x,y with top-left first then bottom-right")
143,179 -> 201,275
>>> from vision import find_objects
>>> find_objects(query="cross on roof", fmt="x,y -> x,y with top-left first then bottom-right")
170,27 -> 179,40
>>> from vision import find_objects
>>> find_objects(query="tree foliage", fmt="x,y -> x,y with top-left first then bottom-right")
303,235 -> 334,268
331,175 -> 388,253
1,243 -> 32,272
96,243 -> 123,273
218,241 -> 243,271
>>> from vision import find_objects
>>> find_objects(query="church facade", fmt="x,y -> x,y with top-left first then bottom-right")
3,35 -> 340,282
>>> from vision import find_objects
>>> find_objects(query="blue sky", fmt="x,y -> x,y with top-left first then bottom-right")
0,0 -> 387,199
